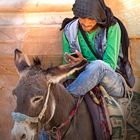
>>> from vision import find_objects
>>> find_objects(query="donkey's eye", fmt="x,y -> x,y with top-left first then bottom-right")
12,89 -> 16,96
31,96 -> 43,104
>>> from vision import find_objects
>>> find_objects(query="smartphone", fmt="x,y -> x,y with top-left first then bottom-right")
69,52 -> 78,58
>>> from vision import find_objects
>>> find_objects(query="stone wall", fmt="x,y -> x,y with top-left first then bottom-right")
0,0 -> 140,139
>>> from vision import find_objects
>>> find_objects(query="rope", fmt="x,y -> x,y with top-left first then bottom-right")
119,74 -> 134,140
117,73 -> 134,119
38,83 -> 51,121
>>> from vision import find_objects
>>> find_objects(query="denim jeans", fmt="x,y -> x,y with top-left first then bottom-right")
39,129 -> 48,140
67,60 -> 125,97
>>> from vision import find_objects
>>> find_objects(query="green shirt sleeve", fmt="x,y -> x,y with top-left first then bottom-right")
62,32 -> 71,64
103,22 -> 121,70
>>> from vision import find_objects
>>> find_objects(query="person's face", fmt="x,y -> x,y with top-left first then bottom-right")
79,18 -> 97,33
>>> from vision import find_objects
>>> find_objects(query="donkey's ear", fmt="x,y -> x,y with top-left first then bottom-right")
46,60 -> 87,83
14,49 -> 29,73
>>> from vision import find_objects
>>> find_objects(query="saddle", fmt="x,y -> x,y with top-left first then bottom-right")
63,80 -> 126,140
84,86 -> 126,140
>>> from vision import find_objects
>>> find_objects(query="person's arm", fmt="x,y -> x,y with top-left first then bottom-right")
62,32 -> 71,64
103,22 -> 121,70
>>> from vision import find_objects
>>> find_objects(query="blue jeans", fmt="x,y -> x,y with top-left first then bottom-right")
39,129 -> 48,140
67,60 -> 125,97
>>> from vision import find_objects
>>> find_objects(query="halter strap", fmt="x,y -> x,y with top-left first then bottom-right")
48,96 -> 84,140
12,83 -> 52,123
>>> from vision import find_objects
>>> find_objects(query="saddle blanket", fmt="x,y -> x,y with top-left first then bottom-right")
84,87 -> 140,140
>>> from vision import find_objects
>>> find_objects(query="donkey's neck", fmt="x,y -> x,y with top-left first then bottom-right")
48,83 -> 75,127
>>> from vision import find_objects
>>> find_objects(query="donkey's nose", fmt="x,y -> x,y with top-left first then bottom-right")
21,133 -> 26,140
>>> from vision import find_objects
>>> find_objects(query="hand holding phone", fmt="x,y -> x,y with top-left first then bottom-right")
64,51 -> 86,63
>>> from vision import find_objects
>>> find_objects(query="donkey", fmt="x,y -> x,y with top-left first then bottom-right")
11,49 -> 95,140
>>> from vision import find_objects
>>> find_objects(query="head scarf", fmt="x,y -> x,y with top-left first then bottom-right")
72,0 -> 116,27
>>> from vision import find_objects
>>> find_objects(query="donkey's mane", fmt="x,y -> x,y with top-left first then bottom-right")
33,57 -> 41,66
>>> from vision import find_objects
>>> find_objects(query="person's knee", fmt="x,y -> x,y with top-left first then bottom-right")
87,60 -> 108,70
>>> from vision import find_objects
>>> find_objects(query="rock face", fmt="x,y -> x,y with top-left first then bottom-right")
0,0 -> 140,140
